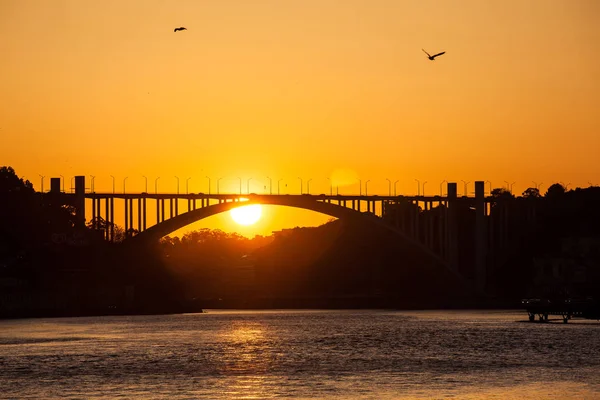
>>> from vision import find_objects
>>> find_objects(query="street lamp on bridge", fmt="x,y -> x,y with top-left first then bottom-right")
278,178 -> 284,195
532,181 -> 543,193
59,175 -> 65,192
217,178 -> 223,194
175,176 -> 180,194
307,178 -> 312,194
266,176 -> 272,194
422,181 -> 428,196
142,175 -> 148,192
123,177 -> 128,194
38,174 -> 45,192
110,175 -> 115,194
485,181 -> 492,195
247,178 -> 252,194
461,180 -> 470,196
297,177 -> 303,194
154,177 -> 160,194
327,177 -> 333,196
394,180 -> 399,196
359,179 -> 362,196
186,177 -> 191,194
440,180 -> 447,196
237,177 -> 242,194
385,178 -> 391,196
205,176 -> 211,194
504,181 -> 516,193
414,179 -> 420,196
365,179 -> 371,195
90,175 -> 95,193
71,177 -> 75,193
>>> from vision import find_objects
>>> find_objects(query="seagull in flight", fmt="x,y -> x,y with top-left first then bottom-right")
174,27 -> 187,32
422,49 -> 445,60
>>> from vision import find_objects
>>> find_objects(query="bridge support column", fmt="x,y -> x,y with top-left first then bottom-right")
438,202 -> 445,258
447,182 -> 459,273
129,199 -> 134,235
475,181 -> 487,294
92,197 -> 97,230
414,200 -> 419,241
74,176 -> 86,228
143,198 -> 147,231
137,198 -> 142,233
50,177 -> 61,193
105,198 -> 110,240
110,198 -> 115,241
125,198 -> 129,237
427,201 -> 434,249
156,199 -> 160,226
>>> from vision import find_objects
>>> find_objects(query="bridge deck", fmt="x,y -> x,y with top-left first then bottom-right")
73,192 -> 494,202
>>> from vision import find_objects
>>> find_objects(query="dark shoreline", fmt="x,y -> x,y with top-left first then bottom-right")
1,297 -> 522,320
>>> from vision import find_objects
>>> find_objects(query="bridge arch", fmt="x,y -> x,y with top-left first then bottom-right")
130,196 -> 390,243
125,195 -> 459,279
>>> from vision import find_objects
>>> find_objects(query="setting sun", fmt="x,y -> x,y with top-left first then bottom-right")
230,204 -> 263,226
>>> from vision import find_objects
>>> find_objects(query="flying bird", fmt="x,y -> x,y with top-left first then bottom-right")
174,27 -> 187,32
422,49 -> 445,60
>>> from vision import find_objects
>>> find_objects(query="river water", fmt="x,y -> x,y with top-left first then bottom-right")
1,310 -> 599,399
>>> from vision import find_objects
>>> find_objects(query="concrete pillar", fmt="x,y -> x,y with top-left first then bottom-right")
447,182 -> 458,272
137,198 -> 142,232
143,198 -> 147,230
92,197 -> 97,229
414,200 -> 420,241
124,198 -> 129,236
129,199 -> 134,234
156,198 -> 160,226
74,176 -> 86,228
110,198 -> 115,241
105,198 -> 110,240
475,181 -> 487,294
50,177 -> 61,193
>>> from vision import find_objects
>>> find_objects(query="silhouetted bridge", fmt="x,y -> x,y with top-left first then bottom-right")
44,177 -> 530,294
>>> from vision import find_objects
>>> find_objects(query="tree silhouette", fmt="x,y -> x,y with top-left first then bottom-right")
545,183 -> 566,198
522,187 -> 541,198
0,166 -> 33,193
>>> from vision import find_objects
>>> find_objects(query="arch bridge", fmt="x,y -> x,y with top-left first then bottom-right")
46,176 -> 510,293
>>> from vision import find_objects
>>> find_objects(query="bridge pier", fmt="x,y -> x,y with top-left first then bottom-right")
105,197 -> 110,240
475,181 -> 487,293
446,182 -> 459,273
125,198 -> 129,236
143,197 -> 147,231
50,177 -> 61,193
74,176 -> 86,228
137,198 -> 142,233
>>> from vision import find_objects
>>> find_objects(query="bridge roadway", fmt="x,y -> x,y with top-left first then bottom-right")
81,192 -> 459,236
80,193 -> 490,202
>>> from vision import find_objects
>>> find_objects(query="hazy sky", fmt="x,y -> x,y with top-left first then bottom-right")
1,0 -> 599,236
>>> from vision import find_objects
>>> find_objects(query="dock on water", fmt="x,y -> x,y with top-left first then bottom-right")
522,298 -> 600,323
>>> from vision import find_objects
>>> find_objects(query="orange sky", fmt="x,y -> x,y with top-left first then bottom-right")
1,0 -> 599,237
